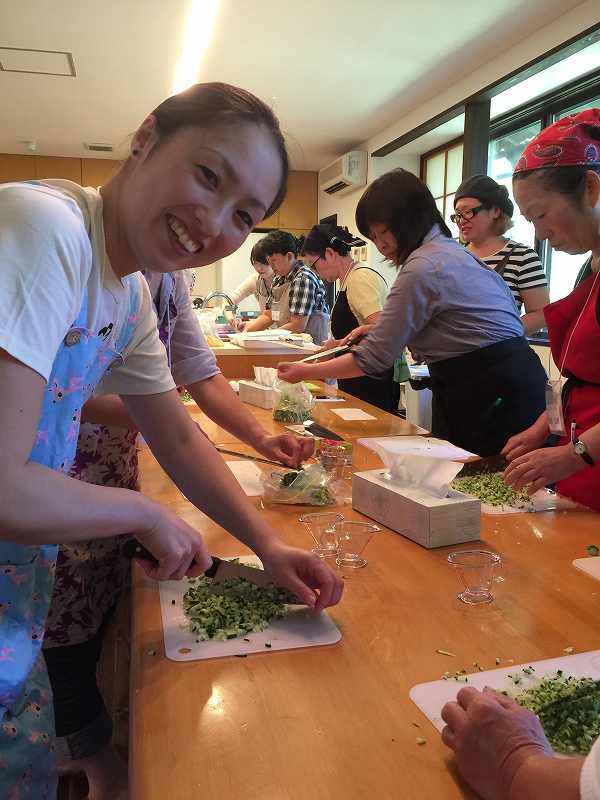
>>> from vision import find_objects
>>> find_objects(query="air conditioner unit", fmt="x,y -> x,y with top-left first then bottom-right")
319,150 -> 367,196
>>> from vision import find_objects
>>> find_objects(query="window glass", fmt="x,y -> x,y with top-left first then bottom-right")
425,152 -> 445,197
446,145 -> 463,194
488,120 -> 542,249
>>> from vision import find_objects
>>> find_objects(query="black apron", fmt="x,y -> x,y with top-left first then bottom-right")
427,336 -> 547,456
331,268 -> 399,413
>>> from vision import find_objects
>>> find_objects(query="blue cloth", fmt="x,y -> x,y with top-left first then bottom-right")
0,281 -> 141,798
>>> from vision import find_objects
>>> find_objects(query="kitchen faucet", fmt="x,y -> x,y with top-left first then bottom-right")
200,291 -> 238,314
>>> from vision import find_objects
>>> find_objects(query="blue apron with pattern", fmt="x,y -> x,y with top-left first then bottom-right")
0,281 -> 141,799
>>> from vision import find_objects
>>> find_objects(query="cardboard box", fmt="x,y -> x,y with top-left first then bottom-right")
238,380 -> 277,410
352,469 -> 480,549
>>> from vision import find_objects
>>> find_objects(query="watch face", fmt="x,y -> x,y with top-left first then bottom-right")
574,440 -> 586,455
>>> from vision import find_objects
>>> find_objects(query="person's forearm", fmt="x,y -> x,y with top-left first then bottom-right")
580,421 -> 600,461
0,461 -> 155,545
123,391 -> 282,556
280,317 -> 308,333
244,313 -> 271,332
509,754 -> 583,800
522,310 -> 546,335
299,353 -> 365,381
188,373 -> 269,450
81,394 -> 136,428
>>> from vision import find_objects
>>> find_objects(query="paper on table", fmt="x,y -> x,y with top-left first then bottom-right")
225,460 -> 264,496
358,436 -> 475,461
330,408 -> 376,421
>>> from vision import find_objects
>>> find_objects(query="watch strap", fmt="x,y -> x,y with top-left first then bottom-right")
573,437 -> 595,467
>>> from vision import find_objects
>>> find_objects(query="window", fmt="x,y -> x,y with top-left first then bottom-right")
422,143 -> 463,237
488,121 -> 542,249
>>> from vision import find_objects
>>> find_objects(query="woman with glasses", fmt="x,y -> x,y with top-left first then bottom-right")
452,175 -> 549,334
301,223 -> 399,412
260,230 -> 330,344
278,169 -> 548,456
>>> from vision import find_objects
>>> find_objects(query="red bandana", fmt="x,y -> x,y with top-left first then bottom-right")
514,108 -> 600,174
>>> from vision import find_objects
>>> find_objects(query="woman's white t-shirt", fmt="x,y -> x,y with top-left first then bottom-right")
0,179 -> 174,395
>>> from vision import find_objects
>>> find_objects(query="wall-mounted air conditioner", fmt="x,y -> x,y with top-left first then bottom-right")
318,150 -> 367,196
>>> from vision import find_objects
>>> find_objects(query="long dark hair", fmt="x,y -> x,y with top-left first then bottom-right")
261,230 -> 304,258
302,224 -> 364,257
250,238 -> 269,265
149,82 -> 289,218
356,169 -> 451,263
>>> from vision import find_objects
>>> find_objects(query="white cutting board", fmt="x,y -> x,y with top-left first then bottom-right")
159,556 -> 341,662
573,558 -> 600,581
410,650 -> 600,733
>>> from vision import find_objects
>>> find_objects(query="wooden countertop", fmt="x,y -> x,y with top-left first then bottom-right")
130,390 -> 600,800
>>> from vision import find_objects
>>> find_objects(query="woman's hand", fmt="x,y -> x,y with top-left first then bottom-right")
137,504 -> 212,582
277,361 -> 312,384
233,317 -> 246,332
501,415 -> 549,462
341,324 -> 372,346
441,687 -> 553,800
320,336 -> 342,351
503,444 -> 585,494
256,541 -> 344,611
255,433 -> 314,467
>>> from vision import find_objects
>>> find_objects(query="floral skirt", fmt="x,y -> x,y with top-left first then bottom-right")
44,423 -> 139,649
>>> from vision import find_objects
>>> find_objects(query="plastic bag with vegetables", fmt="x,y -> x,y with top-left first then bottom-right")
261,463 -> 336,506
272,379 -> 313,423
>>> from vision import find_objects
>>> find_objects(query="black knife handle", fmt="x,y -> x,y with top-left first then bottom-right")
122,538 -> 213,572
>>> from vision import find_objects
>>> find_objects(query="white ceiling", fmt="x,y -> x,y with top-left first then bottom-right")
0,0 -> 585,170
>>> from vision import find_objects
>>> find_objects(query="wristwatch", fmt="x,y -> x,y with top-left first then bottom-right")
572,436 -> 595,467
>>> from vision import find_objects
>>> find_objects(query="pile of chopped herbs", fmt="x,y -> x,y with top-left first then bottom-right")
273,396 -> 311,423
180,390 -> 194,403
509,670 -> 600,754
182,575 -> 293,641
452,472 -> 533,509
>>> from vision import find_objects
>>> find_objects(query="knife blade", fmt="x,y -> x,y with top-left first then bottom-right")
298,344 -> 350,363
122,539 -> 298,596
303,420 -> 344,441
458,454 -> 508,476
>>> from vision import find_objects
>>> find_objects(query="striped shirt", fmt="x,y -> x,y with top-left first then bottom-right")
482,240 -> 547,311
269,259 -> 329,317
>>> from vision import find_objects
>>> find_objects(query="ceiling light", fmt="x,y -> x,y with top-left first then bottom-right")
171,0 -> 221,95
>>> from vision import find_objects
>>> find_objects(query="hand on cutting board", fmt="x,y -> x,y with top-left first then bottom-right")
502,416 -> 549,462
503,444 -> 584,494
255,432 -> 315,467
257,541 -> 343,611
137,504 -> 211,581
277,361 -> 312,384
441,687 -> 554,800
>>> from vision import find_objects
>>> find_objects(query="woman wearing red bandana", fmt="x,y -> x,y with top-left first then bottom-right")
498,109 -> 600,512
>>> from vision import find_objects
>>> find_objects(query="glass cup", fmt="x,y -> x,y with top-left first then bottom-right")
448,550 -> 501,605
299,512 -> 344,557
334,520 -> 380,569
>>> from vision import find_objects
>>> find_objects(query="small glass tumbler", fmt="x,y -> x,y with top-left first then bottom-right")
299,512 -> 344,557
335,520 -> 380,569
447,550 -> 501,605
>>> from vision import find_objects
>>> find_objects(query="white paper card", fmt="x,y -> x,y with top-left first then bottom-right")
225,460 -> 264,496
358,436 -> 475,461
330,408 -> 376,421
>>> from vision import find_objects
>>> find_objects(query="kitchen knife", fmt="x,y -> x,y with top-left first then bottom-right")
122,540 -> 299,596
458,454 -> 508,476
298,344 -> 350,363
303,420 -> 344,441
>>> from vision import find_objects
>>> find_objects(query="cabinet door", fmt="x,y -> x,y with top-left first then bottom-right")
0,154 -> 36,183
35,156 -> 82,184
81,158 -> 120,187
255,208 -> 279,231
278,171 -> 317,230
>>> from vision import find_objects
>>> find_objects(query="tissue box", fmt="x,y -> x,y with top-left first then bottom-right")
352,469 -> 480,549
238,380 -> 277,410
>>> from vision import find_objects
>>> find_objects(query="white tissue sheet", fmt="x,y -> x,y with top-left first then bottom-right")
253,366 -> 278,387
374,450 -> 463,498
358,436 -> 475,461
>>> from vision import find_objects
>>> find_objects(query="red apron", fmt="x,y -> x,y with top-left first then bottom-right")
544,274 -> 600,510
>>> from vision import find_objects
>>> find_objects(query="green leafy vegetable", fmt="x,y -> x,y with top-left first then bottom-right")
513,671 -> 600,754
452,472 -> 533,508
182,575 -> 292,641
273,396 -> 311,423
587,544 -> 599,557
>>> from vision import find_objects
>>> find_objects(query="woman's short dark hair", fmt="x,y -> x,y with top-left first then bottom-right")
356,169 -> 451,262
261,230 -> 304,258
149,82 -> 289,218
513,164 -> 600,207
250,238 -> 268,265
302,224 -> 364,257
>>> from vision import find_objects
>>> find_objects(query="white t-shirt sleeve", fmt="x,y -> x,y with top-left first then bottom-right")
98,276 -> 175,396
168,272 -> 220,387
229,274 -> 259,306
0,183 -> 92,381
347,269 -> 387,324
580,736 -> 600,800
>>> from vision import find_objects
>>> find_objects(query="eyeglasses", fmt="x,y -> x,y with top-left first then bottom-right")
308,256 -> 322,269
450,205 -> 485,224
